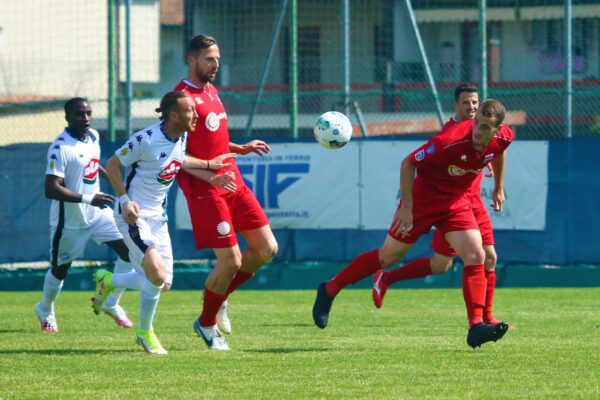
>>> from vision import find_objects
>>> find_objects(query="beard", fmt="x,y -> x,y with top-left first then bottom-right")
195,65 -> 216,84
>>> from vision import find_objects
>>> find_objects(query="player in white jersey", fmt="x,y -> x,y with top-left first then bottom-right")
35,98 -> 136,333
93,91 -> 235,355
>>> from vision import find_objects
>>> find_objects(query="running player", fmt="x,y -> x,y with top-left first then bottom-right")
312,99 -> 514,348
372,84 -> 505,326
93,91 -> 233,355
35,97 -> 135,333
174,35 -> 278,350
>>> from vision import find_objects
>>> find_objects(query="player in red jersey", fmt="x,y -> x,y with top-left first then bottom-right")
372,84 -> 506,327
312,99 -> 514,348
174,35 -> 278,350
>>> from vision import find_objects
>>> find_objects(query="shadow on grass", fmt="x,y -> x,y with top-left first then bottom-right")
0,348 -> 134,355
0,329 -> 30,334
254,323 -> 314,328
244,347 -> 332,354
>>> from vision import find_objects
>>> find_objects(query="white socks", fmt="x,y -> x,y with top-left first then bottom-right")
139,278 -> 163,331
104,258 -> 136,307
40,269 -> 63,312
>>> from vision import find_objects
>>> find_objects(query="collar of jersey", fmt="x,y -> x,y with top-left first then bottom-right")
183,79 -> 211,92
65,127 -> 90,143
160,121 -> 180,143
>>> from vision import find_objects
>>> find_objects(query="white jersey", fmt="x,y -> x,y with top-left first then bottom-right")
46,128 -> 103,229
115,122 -> 186,219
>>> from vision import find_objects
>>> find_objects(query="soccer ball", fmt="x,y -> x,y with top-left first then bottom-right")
313,111 -> 353,149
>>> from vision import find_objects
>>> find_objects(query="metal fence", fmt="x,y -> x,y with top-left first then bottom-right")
2,0 -> 600,146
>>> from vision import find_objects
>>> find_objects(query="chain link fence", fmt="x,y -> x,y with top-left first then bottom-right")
1,0 -> 599,146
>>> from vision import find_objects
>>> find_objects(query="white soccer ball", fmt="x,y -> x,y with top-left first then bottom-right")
313,111 -> 353,149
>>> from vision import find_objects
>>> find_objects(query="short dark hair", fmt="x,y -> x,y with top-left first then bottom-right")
155,91 -> 189,121
454,84 -> 478,101
187,34 -> 218,57
64,97 -> 88,115
479,99 -> 506,126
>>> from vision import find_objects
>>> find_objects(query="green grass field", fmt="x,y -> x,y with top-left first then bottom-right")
1,288 -> 599,399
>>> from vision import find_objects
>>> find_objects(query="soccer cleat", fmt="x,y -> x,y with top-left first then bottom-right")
193,319 -> 230,350
312,281 -> 335,329
216,300 -> 232,334
101,304 -> 134,328
35,302 -> 59,333
135,328 -> 168,355
372,269 -> 389,309
466,322 -> 509,349
91,269 -> 113,315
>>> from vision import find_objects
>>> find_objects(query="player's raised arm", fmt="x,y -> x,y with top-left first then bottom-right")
229,140 -> 271,156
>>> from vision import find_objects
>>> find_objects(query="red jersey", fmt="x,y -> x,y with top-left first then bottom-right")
409,119 -> 513,205
174,79 -> 244,198
439,117 -> 484,208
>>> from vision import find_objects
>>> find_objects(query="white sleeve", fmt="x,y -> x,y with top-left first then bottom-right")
115,133 -> 148,167
45,142 -> 68,178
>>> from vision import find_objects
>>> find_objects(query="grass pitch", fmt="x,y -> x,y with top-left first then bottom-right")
1,288 -> 599,399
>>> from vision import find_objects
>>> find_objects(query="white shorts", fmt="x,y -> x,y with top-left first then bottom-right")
117,216 -> 173,285
50,208 -> 123,266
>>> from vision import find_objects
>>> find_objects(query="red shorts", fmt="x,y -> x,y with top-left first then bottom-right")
185,186 -> 269,249
388,199 -> 479,244
431,206 -> 494,256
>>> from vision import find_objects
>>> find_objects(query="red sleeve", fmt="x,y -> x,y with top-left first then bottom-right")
408,137 -> 443,167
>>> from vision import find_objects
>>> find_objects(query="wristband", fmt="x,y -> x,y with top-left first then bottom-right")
81,194 -> 94,204
119,194 -> 131,206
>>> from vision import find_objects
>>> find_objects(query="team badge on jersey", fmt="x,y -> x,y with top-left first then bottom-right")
415,149 -> 425,161
157,160 -> 182,186
83,158 -> 100,184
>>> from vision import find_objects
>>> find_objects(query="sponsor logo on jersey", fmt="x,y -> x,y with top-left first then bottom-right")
415,149 -> 425,161
120,148 -> 129,155
156,159 -> 182,186
448,164 -> 483,177
205,112 -> 227,132
49,161 -> 55,169
83,158 -> 100,184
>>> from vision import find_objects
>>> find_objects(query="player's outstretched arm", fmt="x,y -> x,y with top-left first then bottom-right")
44,174 -> 115,209
182,153 -> 236,171
229,140 -> 271,156
183,168 -> 237,193
105,155 -> 140,224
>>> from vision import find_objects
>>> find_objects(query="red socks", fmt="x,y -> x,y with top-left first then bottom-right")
384,258 -> 432,285
225,270 -> 254,297
326,249 -> 381,297
484,269 -> 499,324
199,288 -> 227,327
462,264 -> 486,327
